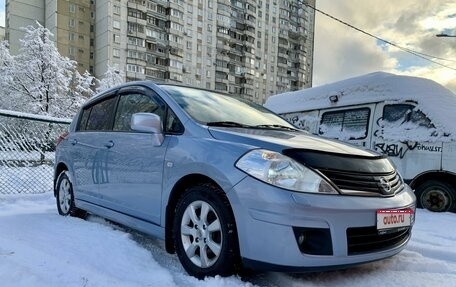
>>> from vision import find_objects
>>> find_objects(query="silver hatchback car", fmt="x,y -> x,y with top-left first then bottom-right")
54,82 -> 416,279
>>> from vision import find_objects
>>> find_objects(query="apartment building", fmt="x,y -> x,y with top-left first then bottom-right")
0,26 -> 5,41
5,0 -> 94,74
6,0 -> 315,103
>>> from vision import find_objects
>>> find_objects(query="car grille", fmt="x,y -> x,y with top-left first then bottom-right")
346,226 -> 411,255
318,169 -> 404,196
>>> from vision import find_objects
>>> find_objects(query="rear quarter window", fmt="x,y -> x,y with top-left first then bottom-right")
78,96 -> 117,131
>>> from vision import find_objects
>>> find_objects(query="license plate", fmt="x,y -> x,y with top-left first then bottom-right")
377,209 -> 414,231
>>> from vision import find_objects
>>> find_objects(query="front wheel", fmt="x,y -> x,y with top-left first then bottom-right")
173,185 -> 240,279
55,172 -> 86,218
415,180 -> 455,212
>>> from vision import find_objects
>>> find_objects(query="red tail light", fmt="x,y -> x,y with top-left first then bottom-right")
56,131 -> 69,146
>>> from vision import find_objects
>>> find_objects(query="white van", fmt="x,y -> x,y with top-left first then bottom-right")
265,72 -> 456,212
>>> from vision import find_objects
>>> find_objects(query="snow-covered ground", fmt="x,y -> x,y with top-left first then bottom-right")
1,192 -> 455,287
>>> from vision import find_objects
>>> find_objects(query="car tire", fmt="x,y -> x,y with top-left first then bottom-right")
56,172 -> 86,218
173,184 -> 240,279
415,180 -> 455,212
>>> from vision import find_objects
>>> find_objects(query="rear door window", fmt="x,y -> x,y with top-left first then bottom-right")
320,108 -> 370,139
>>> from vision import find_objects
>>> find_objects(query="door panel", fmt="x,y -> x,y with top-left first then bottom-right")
70,95 -> 117,204
97,89 -> 168,225
100,132 -> 169,224
69,132 -> 110,204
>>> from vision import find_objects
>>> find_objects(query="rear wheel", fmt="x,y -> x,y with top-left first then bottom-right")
415,180 -> 455,212
56,172 -> 86,218
173,185 -> 239,279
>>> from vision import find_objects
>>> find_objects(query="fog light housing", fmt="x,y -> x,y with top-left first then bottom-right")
293,227 -> 333,255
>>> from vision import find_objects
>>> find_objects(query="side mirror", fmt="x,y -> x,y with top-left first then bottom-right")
131,113 -> 164,146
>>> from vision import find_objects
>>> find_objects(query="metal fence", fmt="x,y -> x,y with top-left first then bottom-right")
0,109 -> 71,194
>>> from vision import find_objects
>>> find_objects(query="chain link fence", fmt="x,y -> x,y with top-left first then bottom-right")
0,109 -> 71,194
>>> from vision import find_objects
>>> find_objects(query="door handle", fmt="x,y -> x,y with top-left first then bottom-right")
104,140 -> 114,148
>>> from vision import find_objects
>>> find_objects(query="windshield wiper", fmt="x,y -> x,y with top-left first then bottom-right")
206,121 -> 252,128
207,122 -> 298,131
254,124 -> 299,131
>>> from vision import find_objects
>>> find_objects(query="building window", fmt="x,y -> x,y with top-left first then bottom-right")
68,46 -> 75,55
69,4 -> 76,13
113,5 -> 121,15
169,34 -> 182,44
69,19 -> 75,27
169,59 -> 183,69
69,33 -> 75,41
170,21 -> 183,31
127,64 -> 144,74
113,20 -> 120,30
170,9 -> 183,19
113,48 -> 120,58
113,34 -> 120,43
128,37 -> 145,47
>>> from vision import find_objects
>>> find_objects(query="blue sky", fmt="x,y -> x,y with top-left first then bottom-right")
314,0 -> 456,93
0,0 -> 4,27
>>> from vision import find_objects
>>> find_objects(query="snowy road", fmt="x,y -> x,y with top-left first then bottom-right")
1,193 -> 455,287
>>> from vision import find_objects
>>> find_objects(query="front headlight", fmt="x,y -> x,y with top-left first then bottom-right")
235,149 -> 339,194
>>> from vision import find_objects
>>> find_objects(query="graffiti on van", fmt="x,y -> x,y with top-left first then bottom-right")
374,142 -> 442,159
415,144 -> 442,152
374,143 -> 410,159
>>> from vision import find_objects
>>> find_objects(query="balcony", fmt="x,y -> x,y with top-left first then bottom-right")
126,57 -> 146,66
127,15 -> 147,26
127,30 -> 146,39
127,0 -> 146,11
126,70 -> 146,80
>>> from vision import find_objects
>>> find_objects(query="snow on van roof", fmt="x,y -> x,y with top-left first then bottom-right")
265,72 -> 456,137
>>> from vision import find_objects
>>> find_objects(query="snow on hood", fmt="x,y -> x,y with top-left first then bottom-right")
208,127 -> 380,157
265,72 -> 456,140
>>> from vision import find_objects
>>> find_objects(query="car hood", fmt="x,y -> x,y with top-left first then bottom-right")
208,127 -> 381,158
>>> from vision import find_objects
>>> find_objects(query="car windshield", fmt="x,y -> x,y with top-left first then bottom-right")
160,85 -> 296,130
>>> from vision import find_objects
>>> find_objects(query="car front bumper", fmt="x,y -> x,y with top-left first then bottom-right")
227,176 -> 416,271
